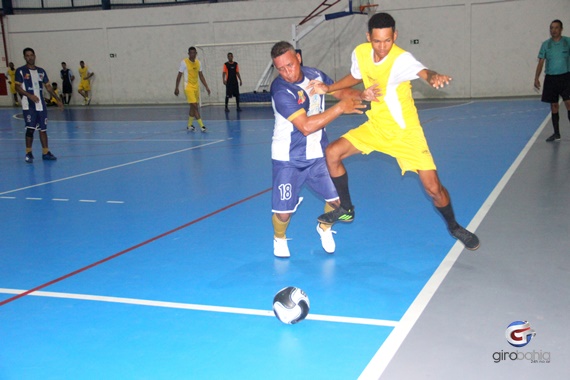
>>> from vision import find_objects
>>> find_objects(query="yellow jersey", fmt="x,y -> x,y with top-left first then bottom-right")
7,67 -> 16,93
78,65 -> 92,80
182,58 -> 201,89
353,43 -> 424,134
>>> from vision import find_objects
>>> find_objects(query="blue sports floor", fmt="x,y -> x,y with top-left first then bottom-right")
0,99 -> 547,379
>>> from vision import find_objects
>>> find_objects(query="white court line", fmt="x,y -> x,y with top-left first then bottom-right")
0,139 -> 228,196
0,197 -> 123,204
0,137 -> 224,142
419,100 -> 474,111
0,288 -> 398,327
358,114 -> 551,380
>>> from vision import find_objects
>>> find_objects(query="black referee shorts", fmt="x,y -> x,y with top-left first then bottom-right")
541,72 -> 570,103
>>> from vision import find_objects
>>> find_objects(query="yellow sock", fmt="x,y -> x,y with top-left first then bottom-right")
188,117 -> 194,127
272,214 -> 290,239
42,148 -> 49,154
197,119 -> 205,127
319,203 -> 335,231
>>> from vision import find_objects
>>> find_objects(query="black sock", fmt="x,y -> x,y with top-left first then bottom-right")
552,112 -> 560,134
331,172 -> 353,210
225,97 -> 229,108
436,203 -> 459,231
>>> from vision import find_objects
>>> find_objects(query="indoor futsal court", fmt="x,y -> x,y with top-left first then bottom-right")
1,98 -> 568,379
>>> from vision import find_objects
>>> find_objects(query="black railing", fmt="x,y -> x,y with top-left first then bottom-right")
1,0 -> 243,14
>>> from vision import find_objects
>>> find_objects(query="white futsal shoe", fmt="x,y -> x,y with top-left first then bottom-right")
273,237 -> 291,258
316,224 -> 336,253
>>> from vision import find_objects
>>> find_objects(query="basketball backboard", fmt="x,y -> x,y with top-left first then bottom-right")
350,0 -> 378,15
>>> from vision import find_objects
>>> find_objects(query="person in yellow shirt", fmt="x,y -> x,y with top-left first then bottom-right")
174,46 -> 211,132
6,62 -> 20,106
45,82 -> 61,106
78,60 -> 94,105
310,12 -> 479,251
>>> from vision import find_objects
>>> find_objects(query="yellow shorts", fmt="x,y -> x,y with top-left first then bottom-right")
343,120 -> 436,175
184,85 -> 200,104
9,82 -> 16,94
78,79 -> 91,92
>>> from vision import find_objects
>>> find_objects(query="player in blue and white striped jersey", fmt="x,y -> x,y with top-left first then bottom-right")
16,47 -> 63,163
270,41 -> 366,258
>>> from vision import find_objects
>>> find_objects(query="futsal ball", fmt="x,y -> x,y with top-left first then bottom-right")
272,286 -> 310,324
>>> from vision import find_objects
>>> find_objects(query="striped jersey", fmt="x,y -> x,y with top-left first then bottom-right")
270,66 -> 334,162
15,65 -> 49,111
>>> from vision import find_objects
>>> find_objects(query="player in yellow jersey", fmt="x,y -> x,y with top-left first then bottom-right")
6,62 -> 20,106
78,60 -> 94,105
44,82 -> 62,106
310,13 -> 479,250
174,46 -> 211,132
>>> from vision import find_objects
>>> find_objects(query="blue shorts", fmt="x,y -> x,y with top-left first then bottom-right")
272,157 -> 338,213
23,108 -> 48,131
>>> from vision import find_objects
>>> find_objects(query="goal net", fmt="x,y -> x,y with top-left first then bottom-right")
196,41 -> 279,105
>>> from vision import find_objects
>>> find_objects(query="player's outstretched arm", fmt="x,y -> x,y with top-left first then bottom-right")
307,80 -> 329,95
359,83 -> 381,102
329,83 -> 381,103
308,73 -> 362,96
419,69 -> 452,89
291,98 -> 366,136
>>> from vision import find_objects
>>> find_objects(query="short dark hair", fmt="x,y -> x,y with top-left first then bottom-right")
61,62 -> 66,65
368,13 -> 396,33
552,19 -> 563,29
52,82 -> 57,87
23,47 -> 35,56
271,41 -> 295,59
188,46 -> 197,52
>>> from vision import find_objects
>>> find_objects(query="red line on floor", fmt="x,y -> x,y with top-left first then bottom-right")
0,187 -> 271,307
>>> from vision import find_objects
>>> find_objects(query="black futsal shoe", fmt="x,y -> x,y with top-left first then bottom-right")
42,151 -> 57,161
449,226 -> 480,251
546,133 -> 560,142
317,206 -> 355,224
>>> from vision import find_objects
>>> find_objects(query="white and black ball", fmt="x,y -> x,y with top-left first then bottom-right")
272,286 -> 310,324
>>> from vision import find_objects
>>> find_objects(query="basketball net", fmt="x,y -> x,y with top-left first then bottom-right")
360,4 -> 378,18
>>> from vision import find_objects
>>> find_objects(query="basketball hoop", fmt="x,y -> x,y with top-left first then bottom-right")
360,4 -> 378,17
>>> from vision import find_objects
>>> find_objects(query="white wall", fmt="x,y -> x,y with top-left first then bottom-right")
1,0 -> 569,105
